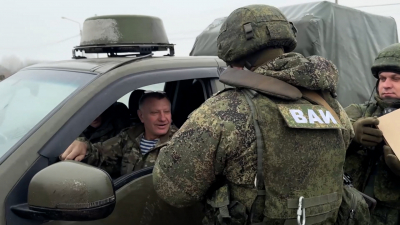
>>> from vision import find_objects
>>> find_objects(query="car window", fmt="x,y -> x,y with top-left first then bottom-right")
0,70 -> 95,157
117,83 -> 165,106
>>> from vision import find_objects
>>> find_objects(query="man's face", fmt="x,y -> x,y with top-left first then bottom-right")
90,116 -> 102,128
137,97 -> 171,140
378,72 -> 400,99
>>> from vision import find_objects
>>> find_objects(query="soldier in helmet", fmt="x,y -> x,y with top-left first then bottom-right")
153,4 -> 354,225
344,43 -> 400,225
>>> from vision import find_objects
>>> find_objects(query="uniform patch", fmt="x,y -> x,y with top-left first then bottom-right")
277,104 -> 342,129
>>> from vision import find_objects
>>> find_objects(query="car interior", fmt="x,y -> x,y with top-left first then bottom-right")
79,77 -> 209,139
73,78 -> 209,177
118,78 -> 209,129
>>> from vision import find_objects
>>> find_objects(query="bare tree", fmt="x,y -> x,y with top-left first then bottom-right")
0,55 -> 45,76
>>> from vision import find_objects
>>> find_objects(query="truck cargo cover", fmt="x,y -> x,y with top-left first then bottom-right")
190,1 -> 399,107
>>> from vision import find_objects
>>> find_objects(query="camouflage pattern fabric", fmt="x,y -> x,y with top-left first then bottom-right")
83,124 -> 178,179
371,43 -> 400,78
254,52 -> 338,95
75,120 -> 128,144
344,96 -> 400,225
335,184 -> 371,225
217,4 -> 297,63
153,52 -> 354,224
76,133 -> 110,144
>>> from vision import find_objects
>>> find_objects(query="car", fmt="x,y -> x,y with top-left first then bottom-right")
0,15 -> 227,225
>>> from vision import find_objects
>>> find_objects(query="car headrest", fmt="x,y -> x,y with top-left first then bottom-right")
102,102 -> 130,120
128,89 -> 145,121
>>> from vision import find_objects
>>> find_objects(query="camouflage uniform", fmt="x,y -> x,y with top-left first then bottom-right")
343,43 -> 400,225
154,53 -> 354,224
153,6 -> 354,224
345,97 -> 400,225
344,43 -> 400,225
82,123 -> 177,179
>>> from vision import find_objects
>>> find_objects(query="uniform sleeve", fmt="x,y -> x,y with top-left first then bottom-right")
337,102 -> 355,150
344,103 -> 365,124
344,103 -> 367,153
85,128 -> 130,176
76,136 -> 88,142
153,99 -> 234,208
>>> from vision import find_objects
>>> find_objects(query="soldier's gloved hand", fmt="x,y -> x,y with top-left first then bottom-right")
59,140 -> 88,162
353,117 -> 383,146
383,145 -> 400,176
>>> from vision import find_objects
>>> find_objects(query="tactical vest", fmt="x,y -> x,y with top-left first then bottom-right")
207,68 -> 348,225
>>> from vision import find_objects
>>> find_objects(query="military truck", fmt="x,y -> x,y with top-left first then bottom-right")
190,1 -> 399,107
0,15 -> 225,225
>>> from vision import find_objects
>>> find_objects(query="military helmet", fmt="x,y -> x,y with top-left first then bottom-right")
217,4 -> 297,64
371,43 -> 400,78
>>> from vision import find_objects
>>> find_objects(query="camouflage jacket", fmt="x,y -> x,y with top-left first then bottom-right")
83,124 -> 178,179
77,119 -> 129,144
153,53 -> 354,224
344,96 -> 400,212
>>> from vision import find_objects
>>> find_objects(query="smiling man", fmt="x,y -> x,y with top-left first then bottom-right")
344,43 -> 400,225
60,91 -> 177,179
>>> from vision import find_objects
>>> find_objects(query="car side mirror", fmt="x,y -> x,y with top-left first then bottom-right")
11,160 -> 116,221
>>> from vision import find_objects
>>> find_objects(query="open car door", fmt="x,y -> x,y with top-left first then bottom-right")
44,166 -> 204,225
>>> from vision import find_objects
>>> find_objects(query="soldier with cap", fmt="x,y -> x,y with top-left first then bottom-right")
153,4 -> 354,225
344,43 -> 400,225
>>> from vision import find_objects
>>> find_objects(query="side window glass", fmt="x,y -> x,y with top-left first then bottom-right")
171,79 -> 209,128
79,82 -> 166,144
71,82 -> 166,179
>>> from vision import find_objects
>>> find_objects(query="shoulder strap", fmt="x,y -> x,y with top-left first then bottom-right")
300,90 -> 341,124
242,89 -> 264,190
241,89 -> 266,225
220,67 -> 302,100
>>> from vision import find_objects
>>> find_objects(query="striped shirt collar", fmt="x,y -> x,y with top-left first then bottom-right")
139,135 -> 159,155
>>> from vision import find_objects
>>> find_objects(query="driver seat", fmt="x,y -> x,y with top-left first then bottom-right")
128,89 -> 145,125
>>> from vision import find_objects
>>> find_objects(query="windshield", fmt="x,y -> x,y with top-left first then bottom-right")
0,70 -> 95,157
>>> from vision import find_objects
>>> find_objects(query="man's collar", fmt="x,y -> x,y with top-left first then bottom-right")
132,123 -> 177,148
375,94 -> 400,109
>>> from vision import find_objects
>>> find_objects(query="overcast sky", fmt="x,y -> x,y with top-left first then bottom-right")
0,0 -> 399,64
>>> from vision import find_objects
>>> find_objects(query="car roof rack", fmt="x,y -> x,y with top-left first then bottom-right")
72,15 -> 175,59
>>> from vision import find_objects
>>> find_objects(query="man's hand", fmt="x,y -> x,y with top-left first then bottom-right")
353,117 -> 383,146
59,140 -> 88,161
383,145 -> 400,176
